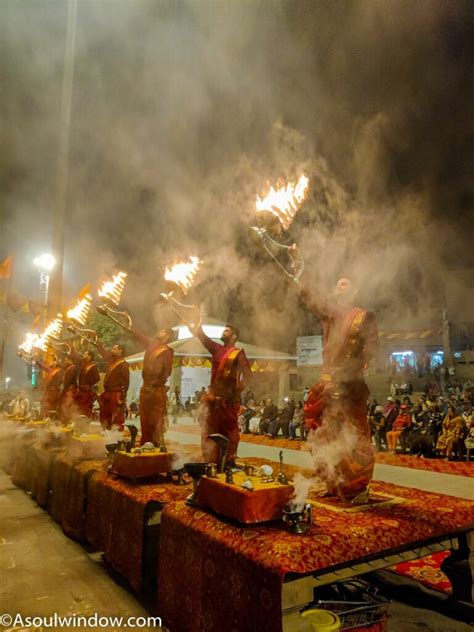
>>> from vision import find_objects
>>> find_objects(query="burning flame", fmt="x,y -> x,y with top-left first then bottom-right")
40,314 -> 64,343
67,294 -> 92,326
98,272 -> 127,306
256,174 -> 309,230
18,332 -> 44,355
164,257 -> 202,293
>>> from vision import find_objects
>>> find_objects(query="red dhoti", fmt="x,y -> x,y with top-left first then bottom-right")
59,386 -> 77,423
305,379 -> 374,501
139,384 -> 168,446
99,390 -> 125,430
41,388 -> 61,420
75,388 -> 96,418
200,395 -> 241,464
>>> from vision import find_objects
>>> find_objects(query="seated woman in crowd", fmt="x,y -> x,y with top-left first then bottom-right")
465,414 -> 474,460
436,405 -> 466,459
386,405 -> 412,453
371,405 -> 386,451
289,401 -> 305,440
407,402 -> 436,457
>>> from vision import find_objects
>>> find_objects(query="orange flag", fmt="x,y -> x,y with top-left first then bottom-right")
0,256 -> 12,279
78,282 -> 91,299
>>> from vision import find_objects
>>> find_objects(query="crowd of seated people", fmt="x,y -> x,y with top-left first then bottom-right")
237,394 -> 307,440
369,377 -> 474,460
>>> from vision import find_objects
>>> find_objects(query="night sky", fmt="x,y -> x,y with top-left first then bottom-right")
1,0 -> 473,376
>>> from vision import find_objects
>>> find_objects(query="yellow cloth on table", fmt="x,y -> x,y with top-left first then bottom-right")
111,450 -> 174,479
198,471 -> 294,524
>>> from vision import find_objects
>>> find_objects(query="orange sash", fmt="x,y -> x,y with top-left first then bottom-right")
45,367 -> 61,389
105,358 -> 127,382
215,347 -> 241,383
148,344 -> 169,363
326,307 -> 369,367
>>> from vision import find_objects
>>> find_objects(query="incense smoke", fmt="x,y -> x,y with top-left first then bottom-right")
1,0 -> 472,382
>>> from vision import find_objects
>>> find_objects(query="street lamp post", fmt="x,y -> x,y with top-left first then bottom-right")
33,253 -> 56,307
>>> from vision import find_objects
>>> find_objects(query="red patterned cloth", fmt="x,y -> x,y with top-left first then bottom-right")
10,431 -> 38,490
85,471 -> 191,592
48,453 -> 107,540
387,550 -> 452,594
158,482 -> 474,632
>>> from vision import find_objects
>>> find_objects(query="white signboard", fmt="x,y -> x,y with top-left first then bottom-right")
297,335 -> 323,367
181,366 -> 212,400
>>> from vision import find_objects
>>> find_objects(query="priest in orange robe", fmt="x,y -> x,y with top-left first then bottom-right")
34,354 -> 64,420
191,323 -> 252,465
128,326 -> 175,446
59,355 -> 77,422
71,349 -> 100,418
300,278 -> 378,503
96,343 -> 130,430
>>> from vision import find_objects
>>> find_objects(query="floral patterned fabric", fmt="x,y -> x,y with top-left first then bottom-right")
388,550 -> 452,594
9,430 -> 38,489
85,471 -> 191,592
48,452 -> 107,540
158,483 -> 474,632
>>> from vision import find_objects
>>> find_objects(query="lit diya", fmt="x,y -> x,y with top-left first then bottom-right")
66,294 -> 97,344
160,256 -> 202,326
251,174 -> 309,284
96,271 -> 132,331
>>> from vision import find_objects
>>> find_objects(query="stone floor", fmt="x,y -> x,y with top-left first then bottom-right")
1,426 -> 473,631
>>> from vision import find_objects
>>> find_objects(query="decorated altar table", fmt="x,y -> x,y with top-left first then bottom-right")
157,483 -> 474,632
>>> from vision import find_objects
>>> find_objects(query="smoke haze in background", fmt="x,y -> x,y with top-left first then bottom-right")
1,0 -> 472,367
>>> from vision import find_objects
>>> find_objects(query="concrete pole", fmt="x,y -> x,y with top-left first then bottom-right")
442,308 -> 453,367
48,0 -> 77,317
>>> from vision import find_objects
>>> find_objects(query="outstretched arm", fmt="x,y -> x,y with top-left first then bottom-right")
298,286 -> 334,320
95,341 -> 112,362
129,325 -> 153,349
192,324 -> 220,356
33,356 -> 48,372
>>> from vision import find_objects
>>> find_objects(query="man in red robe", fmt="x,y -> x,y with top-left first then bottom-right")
191,324 -> 252,465
128,326 -> 175,446
59,355 -> 77,423
300,278 -> 378,503
34,354 -> 64,420
95,343 -> 130,430
71,349 -> 100,418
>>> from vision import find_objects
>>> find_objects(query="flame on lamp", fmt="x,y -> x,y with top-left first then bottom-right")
256,174 -> 309,230
19,333 -> 43,355
98,272 -> 127,306
40,314 -> 64,342
67,295 -> 92,326
164,257 -> 202,294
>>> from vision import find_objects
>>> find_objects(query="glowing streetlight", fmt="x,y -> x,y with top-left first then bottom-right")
33,253 -> 56,306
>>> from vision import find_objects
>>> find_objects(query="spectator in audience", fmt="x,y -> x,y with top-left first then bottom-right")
371,405 -> 386,451
8,390 -> 30,419
407,402 -> 435,457
259,398 -> 278,434
129,400 -> 139,418
385,398 -> 400,432
464,413 -> 474,460
239,399 -> 257,434
436,405 -> 466,460
269,397 -> 295,438
386,405 -> 412,453
368,398 -> 378,416
289,401 -> 305,440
